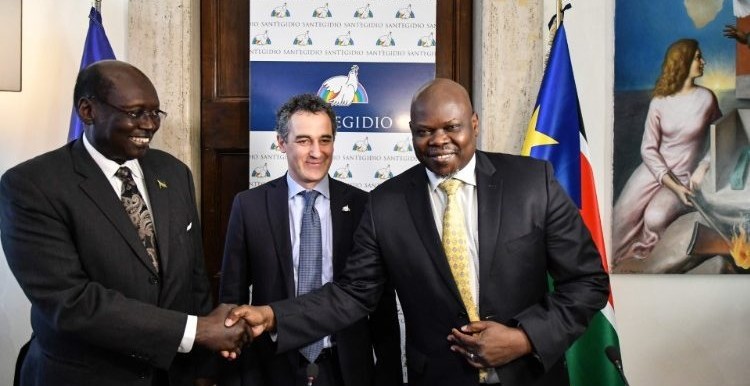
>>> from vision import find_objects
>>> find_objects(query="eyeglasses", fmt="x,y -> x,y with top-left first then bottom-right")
88,96 -> 168,123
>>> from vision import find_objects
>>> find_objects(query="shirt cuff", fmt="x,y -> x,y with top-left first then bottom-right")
178,315 -> 197,353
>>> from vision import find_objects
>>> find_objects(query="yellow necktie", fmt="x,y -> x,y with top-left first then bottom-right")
439,178 -> 488,382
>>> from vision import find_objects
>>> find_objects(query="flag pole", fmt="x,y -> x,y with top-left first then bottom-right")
95,0 -> 102,12
556,0 -> 562,29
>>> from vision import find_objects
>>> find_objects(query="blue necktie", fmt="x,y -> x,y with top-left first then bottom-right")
297,190 -> 324,363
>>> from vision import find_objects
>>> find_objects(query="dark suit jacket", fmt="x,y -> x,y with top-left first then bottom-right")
270,151 -> 610,386
219,175 -> 402,386
0,139 -> 213,386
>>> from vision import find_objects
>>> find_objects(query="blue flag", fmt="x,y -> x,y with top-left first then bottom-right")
67,7 -> 116,142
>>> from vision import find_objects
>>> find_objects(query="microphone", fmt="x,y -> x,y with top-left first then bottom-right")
306,363 -> 319,386
605,346 -> 629,386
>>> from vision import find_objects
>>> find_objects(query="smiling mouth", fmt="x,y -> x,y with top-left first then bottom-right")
429,153 -> 456,162
130,136 -> 151,146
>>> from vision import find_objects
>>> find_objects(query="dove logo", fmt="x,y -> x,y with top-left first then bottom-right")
252,163 -> 271,178
354,4 -> 373,19
317,65 -> 369,107
252,30 -> 272,45
417,32 -> 435,48
393,136 -> 413,152
333,164 -> 353,179
373,164 -> 393,180
352,137 -> 372,152
313,3 -> 332,18
293,30 -> 313,46
395,4 -> 415,19
271,3 -> 290,18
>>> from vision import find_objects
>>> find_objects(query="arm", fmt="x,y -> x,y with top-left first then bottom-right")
0,168 -> 186,369
368,282 -> 403,385
227,201 -> 388,354
509,163 -> 610,371
219,194 -> 251,306
0,166 -> 246,370
640,100 -> 672,185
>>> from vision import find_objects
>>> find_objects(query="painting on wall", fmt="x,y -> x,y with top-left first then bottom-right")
0,0 -> 21,91
613,0 -> 750,274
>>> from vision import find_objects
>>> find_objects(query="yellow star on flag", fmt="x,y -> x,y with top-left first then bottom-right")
521,106 -> 558,156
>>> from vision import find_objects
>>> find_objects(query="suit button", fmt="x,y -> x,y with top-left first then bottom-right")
149,276 -> 159,285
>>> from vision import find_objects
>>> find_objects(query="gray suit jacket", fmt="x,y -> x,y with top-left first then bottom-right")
271,151 -> 609,386
1,139 -> 213,386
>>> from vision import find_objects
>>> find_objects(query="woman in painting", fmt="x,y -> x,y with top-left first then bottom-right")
613,38 -> 722,264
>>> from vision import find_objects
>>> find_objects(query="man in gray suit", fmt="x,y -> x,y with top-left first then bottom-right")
1,60 -> 248,386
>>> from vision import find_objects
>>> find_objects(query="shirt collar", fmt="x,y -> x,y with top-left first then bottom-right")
286,173 -> 330,200
425,153 -> 477,192
83,134 -> 144,180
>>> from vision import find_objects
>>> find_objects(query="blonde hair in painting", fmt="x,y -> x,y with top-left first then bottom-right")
652,38 -> 699,97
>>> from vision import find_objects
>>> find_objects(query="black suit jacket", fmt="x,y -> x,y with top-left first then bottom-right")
219,175 -> 402,386
0,139 -> 213,386
271,151 -> 609,386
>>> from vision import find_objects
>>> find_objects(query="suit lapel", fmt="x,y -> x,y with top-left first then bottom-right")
72,140 -> 159,275
475,151 -> 502,307
329,178 -> 350,276
140,154 -> 171,273
267,177 -> 295,297
404,168 -> 465,306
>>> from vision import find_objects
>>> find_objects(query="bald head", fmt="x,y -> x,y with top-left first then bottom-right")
73,60 -> 154,105
409,78 -> 479,176
410,78 -> 473,116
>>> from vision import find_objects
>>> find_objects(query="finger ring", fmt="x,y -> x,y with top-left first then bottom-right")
468,352 -> 476,361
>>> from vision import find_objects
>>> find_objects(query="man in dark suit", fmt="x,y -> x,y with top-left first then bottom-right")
219,94 -> 402,386
226,79 -> 610,386
1,60 -> 248,386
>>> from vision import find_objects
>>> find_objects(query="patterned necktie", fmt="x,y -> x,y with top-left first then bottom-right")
297,190 -> 325,363
115,167 -> 160,273
440,178 -> 488,381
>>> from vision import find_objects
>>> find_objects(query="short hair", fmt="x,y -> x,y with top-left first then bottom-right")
275,93 -> 337,140
73,64 -> 114,106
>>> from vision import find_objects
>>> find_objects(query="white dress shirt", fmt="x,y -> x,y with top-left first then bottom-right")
83,135 -> 197,353
425,154 -> 499,383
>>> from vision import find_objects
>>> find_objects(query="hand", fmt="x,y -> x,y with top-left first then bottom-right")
447,321 -> 533,368
689,162 -> 709,191
195,304 -> 251,359
219,305 -> 276,359
724,24 -> 748,45
662,173 -> 694,207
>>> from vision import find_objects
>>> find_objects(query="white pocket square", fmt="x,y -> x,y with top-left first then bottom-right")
186,222 -> 193,231
342,205 -> 350,212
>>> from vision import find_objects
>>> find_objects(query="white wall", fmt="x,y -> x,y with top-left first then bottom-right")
0,1 -> 128,384
553,1 -> 750,385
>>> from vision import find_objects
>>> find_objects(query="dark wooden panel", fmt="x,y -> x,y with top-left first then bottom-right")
200,0 -> 472,299
436,0 -> 473,96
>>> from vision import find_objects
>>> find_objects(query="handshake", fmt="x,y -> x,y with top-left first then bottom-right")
195,304 -> 274,359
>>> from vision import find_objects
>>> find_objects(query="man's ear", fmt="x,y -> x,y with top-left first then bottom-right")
276,135 -> 287,153
77,98 -> 94,125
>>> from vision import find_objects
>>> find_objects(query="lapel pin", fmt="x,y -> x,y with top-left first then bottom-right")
157,179 -> 168,189
342,205 -> 350,212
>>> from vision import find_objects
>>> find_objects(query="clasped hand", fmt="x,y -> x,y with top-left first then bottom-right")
194,304 -> 258,360
447,321 -> 533,368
